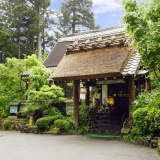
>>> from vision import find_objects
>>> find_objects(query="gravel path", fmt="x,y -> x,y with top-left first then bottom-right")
0,131 -> 159,160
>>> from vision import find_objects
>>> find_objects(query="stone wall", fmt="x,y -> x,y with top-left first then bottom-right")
0,116 -> 28,131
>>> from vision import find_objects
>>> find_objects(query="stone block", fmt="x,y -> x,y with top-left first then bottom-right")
121,127 -> 131,135
150,140 -> 158,148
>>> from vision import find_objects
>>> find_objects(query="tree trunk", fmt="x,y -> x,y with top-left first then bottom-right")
32,39 -> 35,54
72,10 -> 76,34
37,5 -> 42,60
73,80 -> 80,125
18,36 -> 20,59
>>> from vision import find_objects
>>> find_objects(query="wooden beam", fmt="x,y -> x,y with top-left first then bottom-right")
128,76 -> 135,125
73,80 -> 80,125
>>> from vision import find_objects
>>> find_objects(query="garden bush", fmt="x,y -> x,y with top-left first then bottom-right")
47,115 -> 64,126
79,101 -> 91,126
49,107 -> 62,116
54,119 -> 72,132
36,115 -> 64,131
131,88 -> 160,137
1,112 -> 8,118
0,107 -> 3,112
4,120 -> 12,130
35,117 -> 50,131
17,107 -> 37,119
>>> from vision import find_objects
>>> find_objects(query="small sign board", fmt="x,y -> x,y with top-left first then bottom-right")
97,79 -> 125,85
10,106 -> 18,113
66,102 -> 73,115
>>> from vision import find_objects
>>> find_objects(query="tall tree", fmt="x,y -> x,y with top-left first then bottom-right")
0,0 -> 55,62
28,0 -> 51,59
121,0 -> 160,85
59,0 -> 99,34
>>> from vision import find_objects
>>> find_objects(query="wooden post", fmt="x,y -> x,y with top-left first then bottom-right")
145,79 -> 148,92
29,113 -> 34,126
73,80 -> 80,125
128,76 -> 135,125
85,83 -> 90,105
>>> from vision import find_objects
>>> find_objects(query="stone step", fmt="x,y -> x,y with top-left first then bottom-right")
91,124 -> 122,130
97,116 -> 122,121
94,119 -> 122,125
89,129 -> 121,136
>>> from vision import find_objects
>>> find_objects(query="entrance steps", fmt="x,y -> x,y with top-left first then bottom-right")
89,112 -> 123,135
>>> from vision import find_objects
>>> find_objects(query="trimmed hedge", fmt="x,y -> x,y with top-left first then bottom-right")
54,119 -> 72,132
35,115 -> 64,131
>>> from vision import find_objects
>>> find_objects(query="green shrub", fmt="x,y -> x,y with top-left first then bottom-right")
49,108 -> 62,116
4,120 -> 12,130
35,117 -> 50,131
48,115 -> 64,126
147,94 -> 160,109
1,112 -> 8,118
122,134 -> 138,143
0,107 -> 4,111
43,110 -> 49,114
35,115 -> 64,131
74,125 -> 86,133
79,101 -> 91,126
54,119 -> 72,132
18,107 -> 37,119
131,88 -> 160,136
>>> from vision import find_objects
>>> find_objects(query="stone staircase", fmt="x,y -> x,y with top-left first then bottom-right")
89,112 -> 123,135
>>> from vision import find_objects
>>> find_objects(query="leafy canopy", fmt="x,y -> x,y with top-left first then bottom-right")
28,85 -> 66,109
59,0 -> 99,34
0,54 -> 50,101
121,0 -> 160,85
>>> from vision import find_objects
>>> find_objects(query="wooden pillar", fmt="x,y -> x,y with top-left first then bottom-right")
85,83 -> 90,105
128,76 -> 135,125
73,80 -> 80,125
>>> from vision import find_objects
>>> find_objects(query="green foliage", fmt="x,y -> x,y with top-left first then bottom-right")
36,115 -> 64,131
4,120 -> 12,130
47,115 -> 64,126
123,134 -> 138,142
0,54 -> 48,103
58,0 -> 99,34
49,108 -> 62,116
36,117 -> 50,131
79,101 -> 91,126
132,88 -> 160,113
131,88 -> 160,136
28,85 -> 66,109
0,0 -> 55,61
17,107 -> 37,119
1,112 -> 8,118
73,125 -> 86,134
54,119 -> 73,132
121,0 -> 160,85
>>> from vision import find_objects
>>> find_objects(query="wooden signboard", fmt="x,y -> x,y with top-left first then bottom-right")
96,79 -> 125,85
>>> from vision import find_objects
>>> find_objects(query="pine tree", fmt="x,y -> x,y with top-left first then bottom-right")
59,0 -> 99,34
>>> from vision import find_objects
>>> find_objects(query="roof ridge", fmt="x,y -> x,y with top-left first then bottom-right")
65,25 -> 124,37
58,25 -> 126,42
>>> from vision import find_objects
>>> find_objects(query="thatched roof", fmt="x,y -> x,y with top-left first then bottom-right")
43,26 -> 126,68
51,46 -> 137,81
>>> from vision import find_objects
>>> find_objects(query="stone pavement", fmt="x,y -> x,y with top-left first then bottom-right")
0,131 -> 159,160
